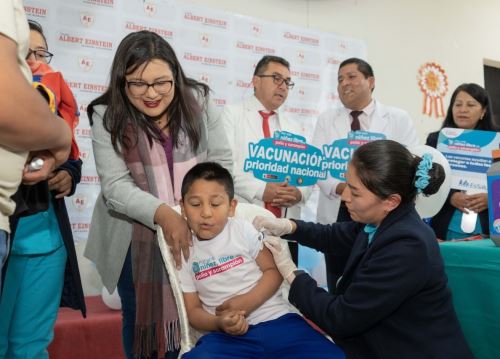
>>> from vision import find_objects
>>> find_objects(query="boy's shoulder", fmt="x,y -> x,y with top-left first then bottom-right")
227,217 -> 260,236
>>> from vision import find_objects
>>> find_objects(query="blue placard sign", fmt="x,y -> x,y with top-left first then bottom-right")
322,131 -> 386,181
244,131 -> 326,186
437,128 -> 500,191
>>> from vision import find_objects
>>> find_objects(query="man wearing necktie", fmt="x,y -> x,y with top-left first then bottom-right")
311,58 -> 419,292
220,55 -> 310,264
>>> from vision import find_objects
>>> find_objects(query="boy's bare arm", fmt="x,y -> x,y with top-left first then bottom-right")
216,246 -> 283,316
0,34 -> 71,165
183,292 -> 248,335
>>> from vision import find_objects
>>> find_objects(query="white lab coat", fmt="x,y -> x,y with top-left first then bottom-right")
312,100 -> 420,224
220,95 -> 310,219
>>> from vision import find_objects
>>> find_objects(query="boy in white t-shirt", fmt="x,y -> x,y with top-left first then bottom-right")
177,162 -> 344,358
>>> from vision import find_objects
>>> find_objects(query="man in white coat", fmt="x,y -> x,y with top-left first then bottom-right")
312,57 -> 419,291
221,55 -> 308,263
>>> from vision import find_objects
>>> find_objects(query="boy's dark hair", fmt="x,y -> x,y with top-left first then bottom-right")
181,162 -> 234,200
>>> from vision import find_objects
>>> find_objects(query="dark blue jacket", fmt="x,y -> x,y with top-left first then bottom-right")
286,203 -> 473,359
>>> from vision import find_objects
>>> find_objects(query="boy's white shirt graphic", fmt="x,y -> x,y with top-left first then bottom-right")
177,218 -> 292,325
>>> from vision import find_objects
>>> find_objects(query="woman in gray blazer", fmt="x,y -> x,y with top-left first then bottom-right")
84,31 -> 231,359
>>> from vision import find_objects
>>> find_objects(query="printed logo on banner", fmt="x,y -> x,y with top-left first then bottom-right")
437,128 -> 500,191
183,52 -> 227,68
327,92 -> 340,102
58,33 -> 113,51
213,98 -> 226,107
200,33 -> 211,47
83,0 -> 115,7
125,21 -> 174,40
72,194 -> 89,211
323,131 -> 386,181
298,87 -> 306,101
79,57 -> 93,72
285,106 -> 320,117
199,73 -> 210,85
66,80 -> 107,93
80,12 -> 95,27
298,71 -> 320,82
79,148 -> 91,161
24,5 -> 48,18
75,127 -> 92,138
283,31 -> 320,46
327,57 -> 341,65
81,175 -> 100,185
297,51 -> 305,64
71,222 -> 91,233
339,40 -> 348,52
184,11 -> 228,29
235,79 -> 252,89
236,41 -> 276,55
244,131 -> 326,186
252,24 -> 262,37
143,2 -> 157,17
78,103 -> 89,115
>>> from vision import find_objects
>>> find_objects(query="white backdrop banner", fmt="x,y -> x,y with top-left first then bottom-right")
24,0 -> 366,291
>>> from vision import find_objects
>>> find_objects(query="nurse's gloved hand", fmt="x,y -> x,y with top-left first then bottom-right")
264,236 -> 297,283
252,216 -> 295,236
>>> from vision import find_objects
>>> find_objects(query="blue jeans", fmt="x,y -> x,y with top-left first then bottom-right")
117,248 -> 179,359
0,230 -> 8,295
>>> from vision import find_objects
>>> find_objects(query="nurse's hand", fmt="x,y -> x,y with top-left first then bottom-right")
264,236 -> 297,283
252,216 -> 295,236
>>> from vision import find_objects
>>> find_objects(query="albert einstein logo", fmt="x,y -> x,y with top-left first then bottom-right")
72,194 -> 88,211
251,24 -> 262,37
80,12 -> 95,27
79,57 -> 93,71
200,33 -> 211,47
199,73 -> 210,85
143,2 -> 157,16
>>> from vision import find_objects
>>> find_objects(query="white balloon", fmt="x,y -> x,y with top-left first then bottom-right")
101,287 -> 122,310
409,145 -> 451,219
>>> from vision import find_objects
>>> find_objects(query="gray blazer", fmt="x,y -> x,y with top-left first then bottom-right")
84,97 -> 232,292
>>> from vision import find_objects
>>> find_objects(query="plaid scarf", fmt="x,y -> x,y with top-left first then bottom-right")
123,128 -> 181,358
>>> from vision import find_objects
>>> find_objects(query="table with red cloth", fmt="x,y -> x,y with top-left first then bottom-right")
48,295 -> 124,359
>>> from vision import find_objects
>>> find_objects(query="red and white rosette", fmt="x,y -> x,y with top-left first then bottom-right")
417,63 -> 448,118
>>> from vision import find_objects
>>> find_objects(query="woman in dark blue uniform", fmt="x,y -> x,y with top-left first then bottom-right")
255,140 -> 473,359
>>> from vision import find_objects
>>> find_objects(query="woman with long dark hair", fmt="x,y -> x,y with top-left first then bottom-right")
84,30 -> 231,358
426,83 -> 499,240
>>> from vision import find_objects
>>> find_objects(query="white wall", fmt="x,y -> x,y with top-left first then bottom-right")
181,0 -> 500,142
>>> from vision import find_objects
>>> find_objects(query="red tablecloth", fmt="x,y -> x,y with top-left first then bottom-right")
48,295 -> 124,359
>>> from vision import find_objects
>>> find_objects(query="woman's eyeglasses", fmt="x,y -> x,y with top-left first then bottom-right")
126,80 -> 175,96
26,48 -> 54,64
